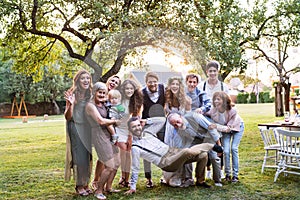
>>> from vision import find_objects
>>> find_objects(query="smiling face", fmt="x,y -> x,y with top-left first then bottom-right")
206,67 -> 219,81
170,79 -> 180,94
186,77 -> 198,93
168,113 -> 183,129
146,76 -> 158,93
124,83 -> 135,98
78,73 -> 91,91
213,95 -> 224,111
107,76 -> 120,91
95,89 -> 107,104
129,120 -> 143,137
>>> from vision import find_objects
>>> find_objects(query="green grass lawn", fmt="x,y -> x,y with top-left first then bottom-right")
0,103 -> 299,200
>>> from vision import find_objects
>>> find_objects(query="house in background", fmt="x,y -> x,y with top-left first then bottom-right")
126,64 -> 184,87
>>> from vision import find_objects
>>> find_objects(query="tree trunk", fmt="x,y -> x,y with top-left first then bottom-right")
274,83 -> 284,117
283,83 -> 291,113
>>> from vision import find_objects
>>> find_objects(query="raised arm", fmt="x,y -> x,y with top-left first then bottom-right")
64,90 -> 74,121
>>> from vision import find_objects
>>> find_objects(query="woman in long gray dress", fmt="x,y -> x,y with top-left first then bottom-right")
64,69 -> 93,196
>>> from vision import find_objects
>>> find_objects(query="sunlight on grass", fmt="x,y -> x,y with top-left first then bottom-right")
0,105 -> 299,200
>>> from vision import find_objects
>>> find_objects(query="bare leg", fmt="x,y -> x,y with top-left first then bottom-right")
97,167 -> 113,194
124,150 -> 131,183
96,158 -> 115,195
94,160 -> 104,182
105,153 -> 120,191
105,168 -> 118,191
92,160 -> 104,190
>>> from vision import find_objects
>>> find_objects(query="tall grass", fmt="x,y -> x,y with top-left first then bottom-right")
0,104 -> 299,200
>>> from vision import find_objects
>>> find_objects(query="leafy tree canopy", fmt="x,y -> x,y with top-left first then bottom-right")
0,0 -> 299,86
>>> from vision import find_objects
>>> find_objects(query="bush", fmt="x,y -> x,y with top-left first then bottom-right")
237,93 -> 249,103
236,92 -> 274,104
294,88 -> 299,96
261,92 -> 274,103
249,92 -> 257,103
259,92 -> 265,103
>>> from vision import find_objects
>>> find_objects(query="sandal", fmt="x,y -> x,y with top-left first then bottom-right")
84,186 -> 93,194
94,193 -> 107,200
118,177 -> 129,188
105,188 -> 121,194
75,186 -> 89,196
146,179 -> 154,188
91,181 -> 99,191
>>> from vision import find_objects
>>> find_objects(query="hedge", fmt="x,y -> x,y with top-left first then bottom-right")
236,92 -> 274,104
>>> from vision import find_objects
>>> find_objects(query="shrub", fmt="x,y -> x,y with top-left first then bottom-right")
249,92 -> 258,103
237,93 -> 249,104
261,92 -> 274,103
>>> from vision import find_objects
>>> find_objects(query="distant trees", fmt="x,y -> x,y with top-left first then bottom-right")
0,0 -> 299,116
0,50 -> 71,105
243,0 -> 300,116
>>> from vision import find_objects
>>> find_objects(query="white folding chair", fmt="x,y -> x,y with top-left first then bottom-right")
273,128 -> 300,182
259,128 -> 280,173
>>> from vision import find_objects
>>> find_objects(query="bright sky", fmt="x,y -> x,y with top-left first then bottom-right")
143,45 -> 300,88
143,48 -> 193,74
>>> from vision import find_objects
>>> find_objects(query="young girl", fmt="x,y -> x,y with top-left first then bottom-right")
118,79 -> 143,187
206,91 -> 244,183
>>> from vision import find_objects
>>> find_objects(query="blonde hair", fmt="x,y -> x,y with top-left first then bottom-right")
108,89 -> 122,101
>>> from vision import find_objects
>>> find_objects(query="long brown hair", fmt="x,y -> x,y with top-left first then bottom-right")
165,76 -> 187,110
70,69 -> 92,101
120,79 -> 143,116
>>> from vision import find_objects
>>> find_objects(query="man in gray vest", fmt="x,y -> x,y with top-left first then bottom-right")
141,72 -> 166,188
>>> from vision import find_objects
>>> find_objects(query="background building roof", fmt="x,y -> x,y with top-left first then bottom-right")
129,70 -> 183,87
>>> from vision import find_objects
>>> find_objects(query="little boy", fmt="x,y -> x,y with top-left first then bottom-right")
107,89 -> 125,144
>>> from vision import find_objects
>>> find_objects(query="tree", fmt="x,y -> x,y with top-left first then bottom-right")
0,48 -> 71,106
243,0 -> 300,116
1,0 -> 299,114
0,0 -> 186,82
0,0 -> 253,83
192,0 -> 249,80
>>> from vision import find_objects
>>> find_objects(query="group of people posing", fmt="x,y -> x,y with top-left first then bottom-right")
64,60 -> 244,200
